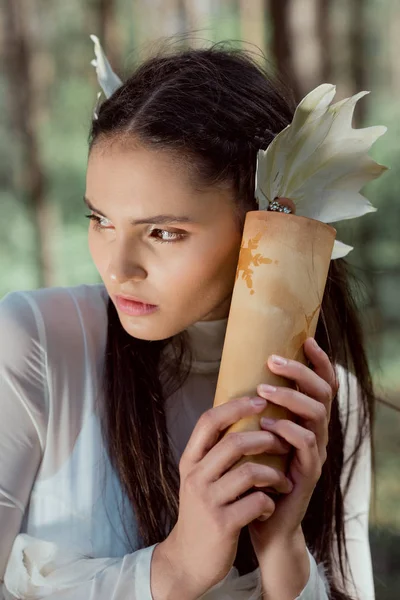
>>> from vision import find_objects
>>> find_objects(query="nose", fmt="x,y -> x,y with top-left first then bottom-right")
106,240 -> 147,284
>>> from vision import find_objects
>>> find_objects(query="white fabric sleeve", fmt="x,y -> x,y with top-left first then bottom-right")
2,534 -> 157,600
295,549 -> 330,599
0,292 -> 46,583
332,367 -> 375,600
0,292 -> 158,600
4,537 -> 326,600
194,547 -> 330,600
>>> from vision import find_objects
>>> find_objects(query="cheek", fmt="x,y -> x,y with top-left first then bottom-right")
169,236 -> 241,301
208,242 -> 241,295
203,240 -> 239,283
88,231 -> 107,276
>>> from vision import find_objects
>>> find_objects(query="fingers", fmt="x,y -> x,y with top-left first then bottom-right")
214,461 -> 293,505
303,338 -> 339,401
256,385 -> 328,456
265,341 -> 337,420
225,489 -> 276,530
182,396 -> 267,468
201,429 -> 291,482
261,418 -> 323,481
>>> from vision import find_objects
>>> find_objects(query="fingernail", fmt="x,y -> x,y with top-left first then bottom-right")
251,397 -> 267,407
311,338 -> 320,350
258,384 -> 277,394
258,514 -> 269,521
261,417 -> 276,427
271,355 -> 287,366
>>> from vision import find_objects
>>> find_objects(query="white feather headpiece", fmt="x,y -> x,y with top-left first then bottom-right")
255,84 -> 388,259
90,34 -> 122,118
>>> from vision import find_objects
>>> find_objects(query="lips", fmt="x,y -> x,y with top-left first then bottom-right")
117,294 -> 157,307
114,294 -> 159,317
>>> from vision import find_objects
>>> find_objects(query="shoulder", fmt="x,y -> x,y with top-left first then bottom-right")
0,283 -> 109,370
0,284 -> 110,443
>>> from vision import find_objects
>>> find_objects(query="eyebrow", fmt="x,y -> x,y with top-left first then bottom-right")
83,196 -> 193,225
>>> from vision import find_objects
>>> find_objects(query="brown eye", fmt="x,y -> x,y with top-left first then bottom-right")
150,228 -> 186,243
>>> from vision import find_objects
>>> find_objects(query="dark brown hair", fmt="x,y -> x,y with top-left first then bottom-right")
89,43 -> 374,599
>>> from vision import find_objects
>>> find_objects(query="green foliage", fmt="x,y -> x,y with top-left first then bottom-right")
370,526 -> 400,600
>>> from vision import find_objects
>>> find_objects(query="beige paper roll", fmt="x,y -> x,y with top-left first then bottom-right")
213,211 -> 336,490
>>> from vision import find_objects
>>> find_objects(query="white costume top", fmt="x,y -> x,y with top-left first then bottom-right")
0,284 -> 374,599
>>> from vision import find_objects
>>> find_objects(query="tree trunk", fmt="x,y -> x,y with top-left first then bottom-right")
94,0 -> 121,73
349,0 -> 382,355
286,0 -> 322,97
2,0 -> 54,288
181,0 -> 213,45
239,0 -> 266,53
268,0 -> 302,101
316,0 -> 333,82
132,0 -> 183,47
388,4 -> 400,94
349,0 -> 367,124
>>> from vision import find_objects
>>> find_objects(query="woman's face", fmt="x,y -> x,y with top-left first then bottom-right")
85,140 -> 243,341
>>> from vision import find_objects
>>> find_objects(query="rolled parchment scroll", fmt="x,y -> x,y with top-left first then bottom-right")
213,210 -> 336,490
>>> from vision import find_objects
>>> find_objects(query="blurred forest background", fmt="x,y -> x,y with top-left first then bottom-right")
0,0 -> 399,597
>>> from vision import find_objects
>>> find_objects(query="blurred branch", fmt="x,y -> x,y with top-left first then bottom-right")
376,395 -> 400,413
2,0 -> 55,287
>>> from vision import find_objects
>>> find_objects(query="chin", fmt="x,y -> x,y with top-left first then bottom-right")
117,312 -> 177,342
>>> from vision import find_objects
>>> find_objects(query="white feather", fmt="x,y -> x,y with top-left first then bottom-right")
90,34 -> 122,99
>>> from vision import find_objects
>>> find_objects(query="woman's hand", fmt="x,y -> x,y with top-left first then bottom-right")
154,395 -> 293,600
248,337 -> 338,564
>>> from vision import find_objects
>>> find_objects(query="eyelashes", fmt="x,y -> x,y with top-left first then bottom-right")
85,214 -> 111,231
85,214 -> 186,244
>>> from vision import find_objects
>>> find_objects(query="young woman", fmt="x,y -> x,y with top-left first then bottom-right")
0,45 -> 375,600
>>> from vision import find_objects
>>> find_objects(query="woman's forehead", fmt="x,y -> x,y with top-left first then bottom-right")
86,142 -> 236,223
